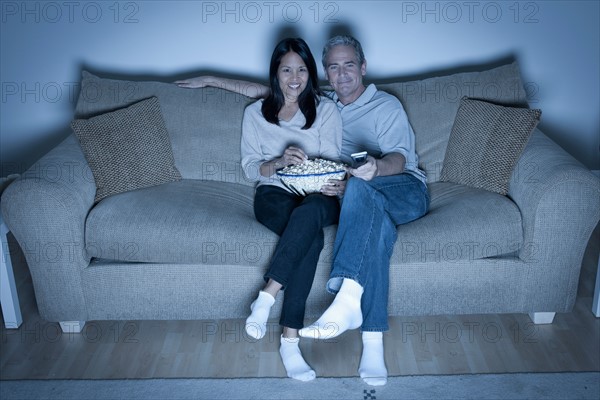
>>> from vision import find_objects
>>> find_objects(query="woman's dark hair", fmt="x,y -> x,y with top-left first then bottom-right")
262,38 -> 321,129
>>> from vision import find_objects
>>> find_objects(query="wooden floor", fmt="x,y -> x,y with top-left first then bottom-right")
1,227 -> 599,380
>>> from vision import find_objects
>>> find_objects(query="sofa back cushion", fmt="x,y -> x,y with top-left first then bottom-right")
74,71 -> 255,186
378,62 -> 528,183
75,62 -> 527,187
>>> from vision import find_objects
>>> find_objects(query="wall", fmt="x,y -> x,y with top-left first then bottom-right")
1,0 -> 599,174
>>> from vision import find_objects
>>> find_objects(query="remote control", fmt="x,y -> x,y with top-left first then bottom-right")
350,151 -> 368,167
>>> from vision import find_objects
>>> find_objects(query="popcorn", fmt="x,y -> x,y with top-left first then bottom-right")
277,158 -> 347,195
278,158 -> 347,176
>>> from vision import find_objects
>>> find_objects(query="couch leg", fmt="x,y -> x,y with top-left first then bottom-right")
1,216 -> 23,329
59,321 -> 86,333
528,312 -> 555,324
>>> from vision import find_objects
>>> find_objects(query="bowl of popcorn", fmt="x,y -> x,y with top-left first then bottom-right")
277,158 -> 347,195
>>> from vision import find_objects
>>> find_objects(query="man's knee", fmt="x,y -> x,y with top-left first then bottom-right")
345,177 -> 370,197
345,178 -> 383,208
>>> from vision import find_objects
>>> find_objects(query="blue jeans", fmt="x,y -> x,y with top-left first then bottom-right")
254,185 -> 340,329
327,174 -> 429,332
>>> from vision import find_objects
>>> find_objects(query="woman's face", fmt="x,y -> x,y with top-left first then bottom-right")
277,51 -> 309,104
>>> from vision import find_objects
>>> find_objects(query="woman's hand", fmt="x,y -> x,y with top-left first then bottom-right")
174,76 -> 214,88
279,146 -> 308,166
348,156 -> 378,181
260,146 -> 307,177
321,177 -> 347,197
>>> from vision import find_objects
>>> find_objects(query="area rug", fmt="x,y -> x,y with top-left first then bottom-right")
1,372 -> 598,400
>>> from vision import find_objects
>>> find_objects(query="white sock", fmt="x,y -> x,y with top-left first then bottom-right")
245,291 -> 275,340
299,278 -> 363,339
359,331 -> 387,386
279,335 -> 316,382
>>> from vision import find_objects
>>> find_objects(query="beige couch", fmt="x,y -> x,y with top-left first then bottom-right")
2,62 -> 599,332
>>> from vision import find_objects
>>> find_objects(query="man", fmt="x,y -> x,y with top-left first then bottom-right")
298,36 -> 429,386
176,35 -> 429,386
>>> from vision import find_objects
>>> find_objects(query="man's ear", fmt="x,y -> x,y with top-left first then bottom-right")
361,59 -> 367,76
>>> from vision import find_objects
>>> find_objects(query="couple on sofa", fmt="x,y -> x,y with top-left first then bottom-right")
176,35 -> 429,386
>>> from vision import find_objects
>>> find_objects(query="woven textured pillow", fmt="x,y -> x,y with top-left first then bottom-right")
71,96 -> 182,202
440,97 -> 541,195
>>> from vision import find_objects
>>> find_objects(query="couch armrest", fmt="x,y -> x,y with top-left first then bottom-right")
508,129 -> 600,309
1,135 -> 96,321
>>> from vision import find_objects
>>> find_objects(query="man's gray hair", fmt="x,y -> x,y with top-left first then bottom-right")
322,35 -> 366,69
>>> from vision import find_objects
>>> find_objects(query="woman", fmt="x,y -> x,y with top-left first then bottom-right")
196,38 -> 342,381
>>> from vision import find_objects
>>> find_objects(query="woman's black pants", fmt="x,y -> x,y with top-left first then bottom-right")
253,185 -> 340,329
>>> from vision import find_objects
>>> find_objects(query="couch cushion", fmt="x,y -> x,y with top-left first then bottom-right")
86,180 -> 522,267
74,71 -> 255,186
85,180 -> 279,264
378,62 -> 529,183
391,182 -> 523,264
440,97 -> 541,195
71,96 -> 182,203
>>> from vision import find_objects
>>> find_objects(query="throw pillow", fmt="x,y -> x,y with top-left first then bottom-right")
71,96 -> 182,202
440,96 -> 541,195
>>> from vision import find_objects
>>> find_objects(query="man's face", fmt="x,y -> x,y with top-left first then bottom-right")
324,45 -> 366,104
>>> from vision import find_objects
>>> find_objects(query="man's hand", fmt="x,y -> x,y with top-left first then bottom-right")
174,76 -> 213,88
348,156 -> 378,181
349,153 -> 406,180
174,76 -> 270,99
321,177 -> 347,197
